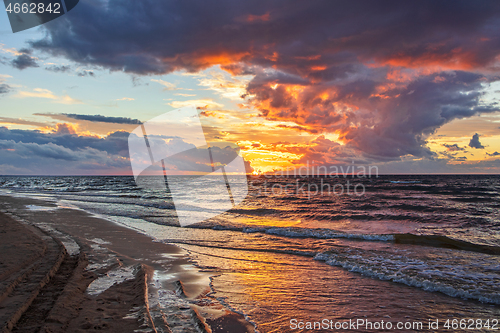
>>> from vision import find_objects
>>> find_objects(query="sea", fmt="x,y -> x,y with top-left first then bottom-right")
0,175 -> 499,332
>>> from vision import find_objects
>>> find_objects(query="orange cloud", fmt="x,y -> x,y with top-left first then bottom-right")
199,110 -> 225,119
311,65 -> 327,71
183,51 -> 250,70
246,12 -> 270,22
38,123 -> 100,138
375,50 -> 478,71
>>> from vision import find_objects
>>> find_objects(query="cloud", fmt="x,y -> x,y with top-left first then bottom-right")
276,124 -> 319,134
0,126 -> 134,175
468,133 -> 485,149
0,44 -> 21,56
16,88 -> 55,98
45,65 -> 95,77
168,99 -> 224,109
0,139 -> 82,161
199,110 -> 225,119
45,65 -> 71,73
0,126 -> 130,157
116,97 -> 135,101
487,151 -> 500,156
136,139 -> 247,174
0,127 -> 253,175
33,113 -> 141,136
14,88 -> 82,104
0,117 -> 50,127
151,79 -> 177,90
197,70 -> 252,100
131,76 -> 149,87
442,143 -> 466,151
77,70 -> 95,77
174,93 -> 196,97
26,1 -> 500,165
30,1 -> 500,75
0,139 -> 130,175
374,157 -> 500,174
0,84 -> 10,95
171,146 -> 242,173
256,71 -> 498,159
63,113 -> 142,124
11,49 -> 39,70
51,123 -> 78,135
0,74 -> 12,95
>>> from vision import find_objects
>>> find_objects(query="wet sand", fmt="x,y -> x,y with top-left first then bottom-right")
0,194 -> 254,333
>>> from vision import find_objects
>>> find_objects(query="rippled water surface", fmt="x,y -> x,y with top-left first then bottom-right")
1,175 -> 499,332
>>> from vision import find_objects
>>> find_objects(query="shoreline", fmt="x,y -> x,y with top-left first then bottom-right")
0,194 -> 255,333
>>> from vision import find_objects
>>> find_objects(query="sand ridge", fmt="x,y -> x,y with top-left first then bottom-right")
0,195 -> 255,333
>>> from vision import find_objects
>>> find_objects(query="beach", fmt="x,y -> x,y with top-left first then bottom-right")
0,194 -> 255,333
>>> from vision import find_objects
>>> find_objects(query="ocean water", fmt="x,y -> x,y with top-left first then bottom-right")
1,175 -> 499,332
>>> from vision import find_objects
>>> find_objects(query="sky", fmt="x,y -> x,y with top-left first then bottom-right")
1,0 -> 500,175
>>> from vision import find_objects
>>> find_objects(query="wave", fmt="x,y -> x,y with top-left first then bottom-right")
191,223 -> 500,256
314,248 -> 500,305
260,228 -> 500,255
162,233 -> 500,305
389,181 -> 421,184
262,227 -> 395,241
227,208 -> 283,216
192,224 -> 395,241
394,234 -> 500,255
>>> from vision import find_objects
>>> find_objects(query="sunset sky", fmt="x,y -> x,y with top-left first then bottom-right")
1,1 -> 500,175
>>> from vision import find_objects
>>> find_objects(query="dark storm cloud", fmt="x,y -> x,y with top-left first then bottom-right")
341,72 -> 498,158
30,1 -> 500,75
0,126 -> 130,156
63,113 -> 142,124
468,133 -> 485,149
0,140 -> 131,175
0,127 -> 253,175
0,127 -> 134,175
259,71 -> 499,159
0,140 -> 81,161
11,49 -> 39,70
28,0 -> 500,161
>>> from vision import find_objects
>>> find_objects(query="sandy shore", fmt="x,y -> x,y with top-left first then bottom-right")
0,194 -> 255,333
